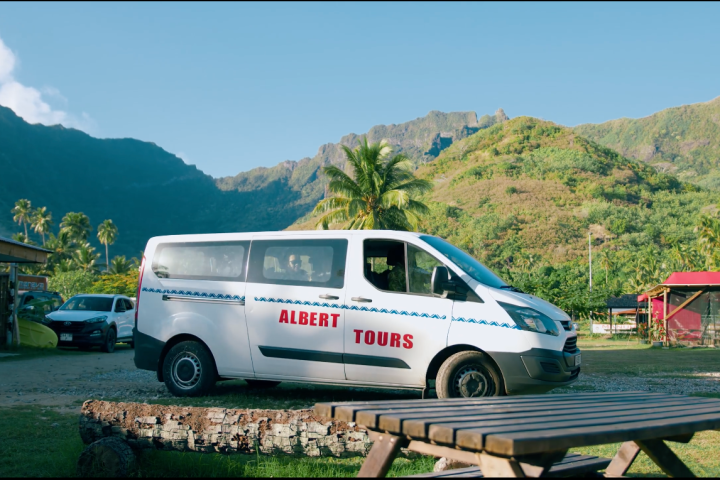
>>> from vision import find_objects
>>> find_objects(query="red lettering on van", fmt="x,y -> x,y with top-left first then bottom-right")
353,330 -> 413,350
364,330 -> 375,345
403,334 -> 413,349
354,329 -> 363,343
390,333 -> 401,348
377,331 -> 388,346
278,309 -> 339,328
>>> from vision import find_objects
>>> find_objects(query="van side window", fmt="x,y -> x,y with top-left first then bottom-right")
364,240 -> 407,293
247,239 -> 347,288
152,241 -> 249,281
407,244 -> 445,295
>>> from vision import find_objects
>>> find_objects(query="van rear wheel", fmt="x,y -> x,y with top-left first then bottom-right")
163,341 -> 217,397
436,351 -> 503,398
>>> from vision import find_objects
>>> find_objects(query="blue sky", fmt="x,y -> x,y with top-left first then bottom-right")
0,2 -> 718,177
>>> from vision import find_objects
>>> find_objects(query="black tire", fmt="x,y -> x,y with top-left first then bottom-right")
100,328 -> 116,353
245,379 -> 281,389
162,341 -> 217,397
436,351 -> 503,398
77,437 -> 136,477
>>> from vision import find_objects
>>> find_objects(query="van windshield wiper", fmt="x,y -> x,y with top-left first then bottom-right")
499,285 -> 526,293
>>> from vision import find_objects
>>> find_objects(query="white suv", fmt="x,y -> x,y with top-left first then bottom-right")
45,294 -> 135,353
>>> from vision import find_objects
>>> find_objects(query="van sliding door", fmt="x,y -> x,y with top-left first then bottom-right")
245,236 -> 348,381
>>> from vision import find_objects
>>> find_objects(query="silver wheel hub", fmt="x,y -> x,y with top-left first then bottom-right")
454,365 -> 491,397
171,352 -> 202,389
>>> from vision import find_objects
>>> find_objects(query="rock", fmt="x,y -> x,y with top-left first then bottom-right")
434,457 -> 474,472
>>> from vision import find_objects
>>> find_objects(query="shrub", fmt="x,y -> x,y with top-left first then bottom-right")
90,272 -> 140,297
505,186 -> 518,195
48,271 -> 97,300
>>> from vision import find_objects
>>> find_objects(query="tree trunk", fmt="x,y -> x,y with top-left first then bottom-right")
105,243 -> 109,272
79,400 -> 372,457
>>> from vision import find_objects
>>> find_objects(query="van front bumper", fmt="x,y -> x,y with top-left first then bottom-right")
489,347 -> 581,395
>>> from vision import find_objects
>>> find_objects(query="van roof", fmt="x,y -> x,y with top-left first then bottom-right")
148,230 -> 430,243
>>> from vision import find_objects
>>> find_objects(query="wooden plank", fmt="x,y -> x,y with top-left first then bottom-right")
477,453 -> 526,477
406,441 -> 480,466
357,433 -> 403,478
605,441 -> 641,477
398,397 -> 713,438
482,410 -> 720,456
434,402 -> 720,447
314,391 -> 660,420
404,454 -> 610,478
636,439 -> 695,478
368,393 -> 685,432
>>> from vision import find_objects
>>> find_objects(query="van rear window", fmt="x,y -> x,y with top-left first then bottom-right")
152,241 -> 249,281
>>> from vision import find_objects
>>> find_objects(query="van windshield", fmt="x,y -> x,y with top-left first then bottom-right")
60,296 -> 114,312
419,235 -> 507,288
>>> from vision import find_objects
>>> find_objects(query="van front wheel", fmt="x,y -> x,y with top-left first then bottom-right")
436,351 -> 503,398
163,341 -> 217,397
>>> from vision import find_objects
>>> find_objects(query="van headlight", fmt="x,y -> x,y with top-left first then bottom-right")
84,316 -> 107,324
498,302 -> 559,336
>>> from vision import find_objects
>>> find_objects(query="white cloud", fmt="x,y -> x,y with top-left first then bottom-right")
0,35 -> 94,131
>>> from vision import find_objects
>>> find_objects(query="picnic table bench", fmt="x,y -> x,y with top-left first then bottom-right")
315,391 -> 720,477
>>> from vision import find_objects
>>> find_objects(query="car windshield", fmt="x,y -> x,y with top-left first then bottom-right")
420,235 -> 508,288
60,296 -> 114,312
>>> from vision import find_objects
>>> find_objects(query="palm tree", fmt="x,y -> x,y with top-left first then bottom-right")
697,216 -> 720,270
54,258 -> 76,274
312,139 -> 433,230
31,207 -> 53,245
11,233 -> 34,245
60,212 -> 92,243
108,255 -> 134,275
12,199 -> 32,237
97,220 -> 118,272
73,242 -> 101,273
597,249 -> 613,285
45,230 -> 75,263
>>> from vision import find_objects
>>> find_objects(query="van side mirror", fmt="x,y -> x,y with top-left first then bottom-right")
431,266 -> 454,296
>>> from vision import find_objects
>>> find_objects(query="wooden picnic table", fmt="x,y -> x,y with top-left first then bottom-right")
315,391 -> 720,478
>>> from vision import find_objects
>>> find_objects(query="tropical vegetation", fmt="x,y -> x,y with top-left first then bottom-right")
313,139 -> 432,230
5,200 -> 139,300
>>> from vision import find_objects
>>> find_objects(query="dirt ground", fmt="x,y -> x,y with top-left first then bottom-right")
0,346 -> 167,412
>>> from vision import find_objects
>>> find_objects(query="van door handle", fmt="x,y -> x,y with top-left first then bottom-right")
319,294 -> 339,300
351,297 -> 372,303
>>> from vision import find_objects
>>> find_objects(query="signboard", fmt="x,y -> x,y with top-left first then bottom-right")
17,275 -> 48,293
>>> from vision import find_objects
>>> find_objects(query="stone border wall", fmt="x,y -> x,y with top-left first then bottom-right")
79,400 -> 371,457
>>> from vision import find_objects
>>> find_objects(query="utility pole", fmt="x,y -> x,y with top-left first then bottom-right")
589,232 -> 593,333
589,232 -> 592,293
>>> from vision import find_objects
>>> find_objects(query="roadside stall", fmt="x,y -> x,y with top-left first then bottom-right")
640,272 -> 720,347
0,235 -> 50,347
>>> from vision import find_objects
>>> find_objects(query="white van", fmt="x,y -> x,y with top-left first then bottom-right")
133,231 -> 580,398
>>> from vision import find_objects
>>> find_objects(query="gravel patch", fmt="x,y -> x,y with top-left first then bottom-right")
553,373 -> 720,396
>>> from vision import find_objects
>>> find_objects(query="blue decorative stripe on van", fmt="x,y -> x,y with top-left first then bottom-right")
254,296 -> 447,320
142,287 -> 244,301
452,317 -> 521,330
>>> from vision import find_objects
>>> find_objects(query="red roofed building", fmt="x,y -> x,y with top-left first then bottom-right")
640,272 -> 720,346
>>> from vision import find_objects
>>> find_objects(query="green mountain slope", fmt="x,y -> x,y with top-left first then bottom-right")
0,106 -> 493,256
575,96 -> 720,189
417,118 -> 720,308
215,110 -> 506,231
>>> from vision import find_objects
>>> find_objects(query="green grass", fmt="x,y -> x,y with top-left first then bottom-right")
0,405 -> 433,477
3,342 -> 720,477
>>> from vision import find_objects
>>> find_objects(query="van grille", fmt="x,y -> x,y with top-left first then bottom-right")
563,337 -> 578,354
540,362 -> 561,374
559,320 -> 572,331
